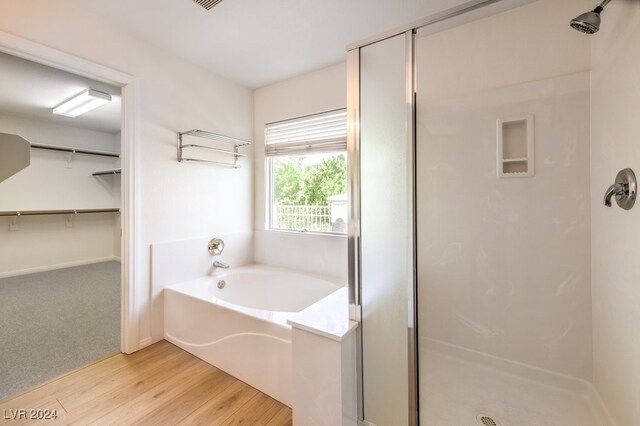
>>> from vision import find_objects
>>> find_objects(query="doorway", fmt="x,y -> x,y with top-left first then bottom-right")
0,33 -> 138,399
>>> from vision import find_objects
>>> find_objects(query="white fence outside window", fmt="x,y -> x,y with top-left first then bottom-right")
275,205 -> 333,232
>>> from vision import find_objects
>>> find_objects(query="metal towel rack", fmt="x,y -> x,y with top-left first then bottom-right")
31,143 -> 120,158
177,130 -> 251,168
0,208 -> 120,217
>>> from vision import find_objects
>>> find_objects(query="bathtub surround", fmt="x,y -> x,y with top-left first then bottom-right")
0,114 -> 121,278
254,230 -> 348,283
253,63 -> 348,283
590,1 -> 640,424
0,1 -> 253,348
150,232 -> 253,342
0,261 -> 120,399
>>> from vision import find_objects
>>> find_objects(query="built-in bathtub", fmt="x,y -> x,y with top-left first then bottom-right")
163,264 -> 343,405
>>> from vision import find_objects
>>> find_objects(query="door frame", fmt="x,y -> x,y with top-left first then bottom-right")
0,31 -> 141,354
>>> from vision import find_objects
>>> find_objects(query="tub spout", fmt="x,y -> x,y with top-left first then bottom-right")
213,260 -> 230,269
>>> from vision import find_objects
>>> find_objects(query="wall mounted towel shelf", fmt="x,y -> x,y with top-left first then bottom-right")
31,143 -> 119,158
92,168 -> 121,177
177,129 -> 251,168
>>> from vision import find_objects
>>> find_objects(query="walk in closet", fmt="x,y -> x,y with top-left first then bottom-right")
0,51 -> 122,399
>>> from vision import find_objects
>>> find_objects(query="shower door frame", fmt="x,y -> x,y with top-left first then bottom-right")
347,29 -> 418,426
347,0 -> 524,424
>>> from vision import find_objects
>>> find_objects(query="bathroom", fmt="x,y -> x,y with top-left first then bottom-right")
0,0 -> 639,424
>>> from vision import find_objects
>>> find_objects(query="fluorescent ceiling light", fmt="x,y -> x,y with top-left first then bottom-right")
52,89 -> 112,118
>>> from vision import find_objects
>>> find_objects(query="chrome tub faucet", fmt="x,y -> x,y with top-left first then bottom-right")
212,260 -> 230,269
209,237 -> 230,269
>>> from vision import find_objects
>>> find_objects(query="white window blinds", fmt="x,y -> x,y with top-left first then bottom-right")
265,109 -> 347,157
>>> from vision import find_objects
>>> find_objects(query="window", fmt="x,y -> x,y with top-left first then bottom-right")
265,109 -> 348,235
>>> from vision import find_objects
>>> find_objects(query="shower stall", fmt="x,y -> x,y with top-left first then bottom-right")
348,0 -> 618,424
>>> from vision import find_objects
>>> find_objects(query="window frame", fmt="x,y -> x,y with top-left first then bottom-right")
264,108 -> 348,236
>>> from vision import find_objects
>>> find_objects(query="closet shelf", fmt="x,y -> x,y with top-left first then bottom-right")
0,208 -> 120,217
31,143 -> 119,158
178,129 -> 251,168
92,168 -> 121,176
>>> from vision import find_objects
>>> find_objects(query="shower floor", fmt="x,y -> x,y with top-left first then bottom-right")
420,339 -> 612,426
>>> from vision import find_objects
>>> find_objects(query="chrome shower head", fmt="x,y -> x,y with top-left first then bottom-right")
570,10 -> 602,34
570,0 -> 612,34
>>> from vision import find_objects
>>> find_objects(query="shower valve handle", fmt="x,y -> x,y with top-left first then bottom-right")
603,183 -> 625,207
603,168 -> 636,210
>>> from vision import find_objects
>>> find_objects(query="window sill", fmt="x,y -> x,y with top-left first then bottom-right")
264,228 -> 347,239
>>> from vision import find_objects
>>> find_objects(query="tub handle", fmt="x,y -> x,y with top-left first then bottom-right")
208,237 -> 225,255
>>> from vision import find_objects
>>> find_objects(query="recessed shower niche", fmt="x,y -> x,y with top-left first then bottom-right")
497,115 -> 534,178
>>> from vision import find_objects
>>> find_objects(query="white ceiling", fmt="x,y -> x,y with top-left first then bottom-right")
0,52 -> 121,134
70,0 -> 475,88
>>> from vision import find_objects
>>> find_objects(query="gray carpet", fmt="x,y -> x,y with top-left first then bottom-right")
0,261 -> 120,400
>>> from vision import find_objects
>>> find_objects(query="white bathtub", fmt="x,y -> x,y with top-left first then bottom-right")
163,264 -> 342,405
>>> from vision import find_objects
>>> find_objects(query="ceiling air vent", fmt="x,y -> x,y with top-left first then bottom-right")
192,0 -> 223,11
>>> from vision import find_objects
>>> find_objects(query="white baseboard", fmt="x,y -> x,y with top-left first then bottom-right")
0,256 -> 120,278
139,337 -> 153,349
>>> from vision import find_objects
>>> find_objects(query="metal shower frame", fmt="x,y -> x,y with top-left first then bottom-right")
346,1 -> 515,425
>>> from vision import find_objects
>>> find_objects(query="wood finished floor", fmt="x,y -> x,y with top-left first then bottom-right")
0,340 -> 292,425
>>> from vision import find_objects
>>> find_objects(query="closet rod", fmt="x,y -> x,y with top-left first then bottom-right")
92,168 -> 122,176
31,143 -> 120,158
0,208 -> 120,217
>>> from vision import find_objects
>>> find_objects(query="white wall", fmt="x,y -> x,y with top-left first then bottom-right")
416,0 -> 594,380
591,1 -> 640,424
0,0 -> 254,346
253,63 -> 348,282
0,114 -> 120,277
